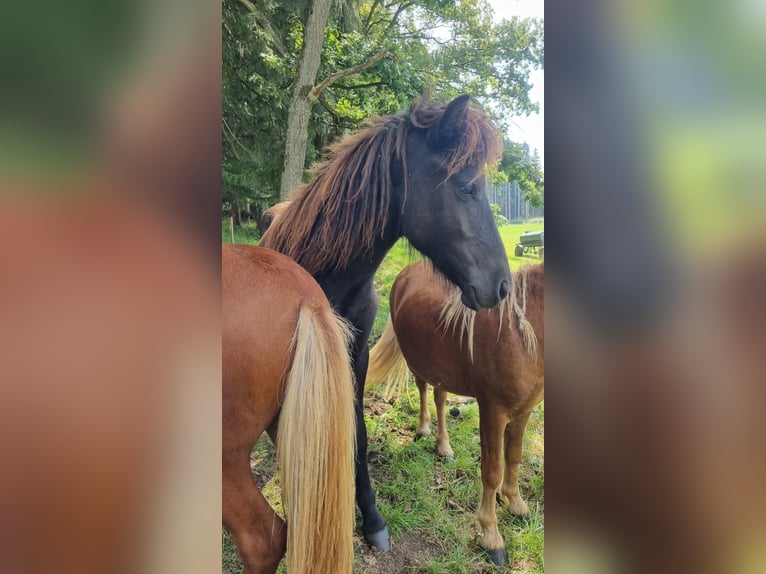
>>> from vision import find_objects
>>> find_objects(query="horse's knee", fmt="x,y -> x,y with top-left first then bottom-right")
481,465 -> 503,490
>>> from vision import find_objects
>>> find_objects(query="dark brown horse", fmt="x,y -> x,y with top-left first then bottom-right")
261,95 -> 509,550
222,245 -> 356,573
366,261 -> 544,564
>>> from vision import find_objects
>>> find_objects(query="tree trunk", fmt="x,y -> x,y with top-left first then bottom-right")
279,0 -> 332,201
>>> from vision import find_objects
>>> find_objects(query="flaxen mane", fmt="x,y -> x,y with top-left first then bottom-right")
260,101 -> 501,274
439,264 -> 540,362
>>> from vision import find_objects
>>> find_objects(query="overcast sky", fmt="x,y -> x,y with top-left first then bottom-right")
486,0 -> 544,167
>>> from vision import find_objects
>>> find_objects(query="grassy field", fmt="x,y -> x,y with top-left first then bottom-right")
223,219 -> 544,573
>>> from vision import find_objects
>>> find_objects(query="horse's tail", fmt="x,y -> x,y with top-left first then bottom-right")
277,303 -> 356,574
365,315 -> 411,399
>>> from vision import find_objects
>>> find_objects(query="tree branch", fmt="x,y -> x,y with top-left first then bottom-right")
399,23 -> 442,35
332,81 -> 387,90
317,93 -> 341,125
309,50 -> 394,101
236,78 -> 270,105
383,1 -> 415,37
222,116 -> 254,161
363,0 -> 383,33
237,0 -> 285,57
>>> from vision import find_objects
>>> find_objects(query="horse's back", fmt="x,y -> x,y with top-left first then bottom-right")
224,244 -> 325,300
222,244 -> 326,360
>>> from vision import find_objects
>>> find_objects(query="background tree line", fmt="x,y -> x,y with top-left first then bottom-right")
222,0 -> 544,226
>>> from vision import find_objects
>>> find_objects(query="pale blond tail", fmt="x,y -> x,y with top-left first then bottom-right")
365,316 -> 411,400
277,304 -> 356,574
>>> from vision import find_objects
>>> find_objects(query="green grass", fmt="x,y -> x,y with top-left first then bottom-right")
223,219 -> 544,573
223,392 -> 544,573
362,393 -> 544,574
499,222 -> 545,269
222,219 -> 260,244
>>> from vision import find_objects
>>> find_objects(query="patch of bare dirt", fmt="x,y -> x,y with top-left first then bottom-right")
363,396 -> 394,416
353,532 -> 445,574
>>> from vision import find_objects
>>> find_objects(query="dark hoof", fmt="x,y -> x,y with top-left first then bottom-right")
524,514 -> 531,524
365,526 -> 391,552
486,548 -> 508,566
414,433 -> 424,442
450,407 -> 460,417
442,456 -> 455,463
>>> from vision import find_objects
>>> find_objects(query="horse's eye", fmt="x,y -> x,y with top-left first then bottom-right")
458,183 -> 476,196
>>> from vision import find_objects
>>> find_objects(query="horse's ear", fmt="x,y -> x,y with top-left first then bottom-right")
427,94 -> 471,151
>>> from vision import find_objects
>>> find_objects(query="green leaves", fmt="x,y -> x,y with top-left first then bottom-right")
499,139 -> 544,209
222,0 -> 543,220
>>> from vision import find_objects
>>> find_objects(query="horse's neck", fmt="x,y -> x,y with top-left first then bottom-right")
316,225 -> 400,322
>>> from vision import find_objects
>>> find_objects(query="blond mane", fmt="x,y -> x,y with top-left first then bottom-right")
438,265 -> 539,362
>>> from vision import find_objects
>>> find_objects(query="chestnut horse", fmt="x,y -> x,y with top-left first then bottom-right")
222,245 -> 356,573
261,95 -> 510,550
366,261 -> 544,565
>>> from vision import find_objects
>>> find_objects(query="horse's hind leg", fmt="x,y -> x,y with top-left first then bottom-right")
223,454 -> 286,574
414,376 -> 431,439
500,411 -> 532,516
477,404 -> 510,565
433,387 -> 454,459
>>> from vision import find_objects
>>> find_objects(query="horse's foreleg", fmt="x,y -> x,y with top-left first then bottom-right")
433,387 -> 454,459
353,343 -> 391,550
414,376 -> 431,439
222,453 -> 286,574
477,404 -> 510,565
500,411 -> 533,516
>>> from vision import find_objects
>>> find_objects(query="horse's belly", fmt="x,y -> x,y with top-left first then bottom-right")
396,323 -> 474,397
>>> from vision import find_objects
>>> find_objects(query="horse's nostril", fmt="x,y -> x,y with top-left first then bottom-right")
498,279 -> 509,299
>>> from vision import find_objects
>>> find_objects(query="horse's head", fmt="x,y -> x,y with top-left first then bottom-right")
398,95 -> 510,310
